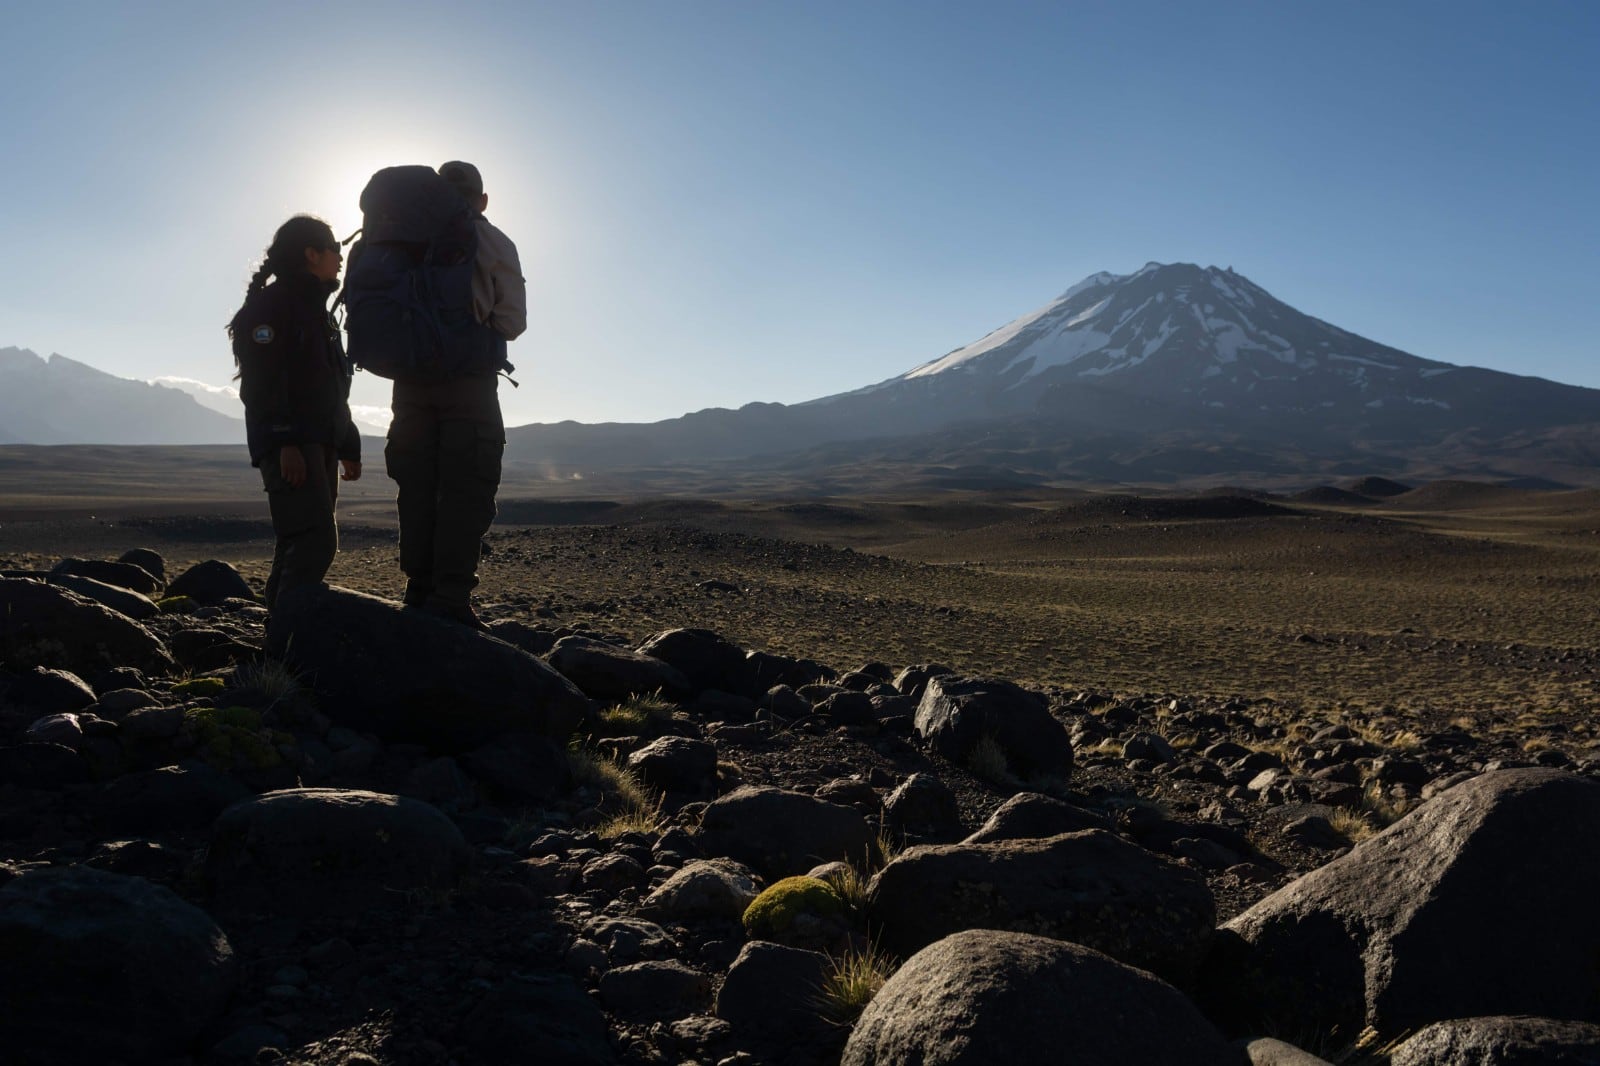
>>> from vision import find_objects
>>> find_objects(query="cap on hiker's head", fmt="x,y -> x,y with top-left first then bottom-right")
439,161 -> 484,200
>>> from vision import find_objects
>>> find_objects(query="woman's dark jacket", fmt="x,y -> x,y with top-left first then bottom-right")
230,271 -> 360,467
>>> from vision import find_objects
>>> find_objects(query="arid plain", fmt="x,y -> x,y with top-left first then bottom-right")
3,443 -> 1597,758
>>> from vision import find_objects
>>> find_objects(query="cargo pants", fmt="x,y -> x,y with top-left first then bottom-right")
385,373 -> 504,613
260,443 -> 339,613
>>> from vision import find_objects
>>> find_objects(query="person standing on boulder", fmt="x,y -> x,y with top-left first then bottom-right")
229,215 -> 362,613
383,161 -> 525,629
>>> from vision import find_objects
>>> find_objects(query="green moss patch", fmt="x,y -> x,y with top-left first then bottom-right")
742,876 -> 845,939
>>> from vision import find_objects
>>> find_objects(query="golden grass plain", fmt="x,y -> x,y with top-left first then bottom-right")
2,446 -> 1597,751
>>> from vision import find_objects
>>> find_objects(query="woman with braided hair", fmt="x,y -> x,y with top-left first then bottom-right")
228,214 -> 362,612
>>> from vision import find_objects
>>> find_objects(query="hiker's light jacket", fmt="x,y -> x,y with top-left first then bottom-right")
472,217 -> 526,342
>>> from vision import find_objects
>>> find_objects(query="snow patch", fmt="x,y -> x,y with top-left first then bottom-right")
1329,354 -> 1400,371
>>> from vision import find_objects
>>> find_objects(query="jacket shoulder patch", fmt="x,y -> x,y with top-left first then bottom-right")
251,325 -> 275,344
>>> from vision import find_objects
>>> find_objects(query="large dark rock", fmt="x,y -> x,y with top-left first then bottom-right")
0,577 -> 174,675
91,763 -> 253,833
696,785 -> 876,879
52,557 -> 163,596
914,674 -> 1073,782
640,858 -> 763,922
208,787 -> 472,915
963,790 -> 1110,843
1388,1016 -> 1600,1065
547,635 -> 691,701
167,626 -> 260,671
867,829 -> 1214,986
627,735 -> 718,795
843,930 -> 1237,1066
0,866 -> 236,1061
118,547 -> 167,584
46,573 -> 159,619
715,940 -> 834,1044
0,742 -> 87,789
461,731 -> 572,804
4,666 -> 96,713
165,559 -> 255,605
882,772 -> 964,842
636,627 -> 747,693
267,584 -> 591,751
1203,769 -> 1600,1038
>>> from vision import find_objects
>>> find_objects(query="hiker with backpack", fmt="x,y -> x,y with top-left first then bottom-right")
340,161 -> 525,628
228,215 -> 362,613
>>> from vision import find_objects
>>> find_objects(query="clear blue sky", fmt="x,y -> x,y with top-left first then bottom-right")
2,0 -> 1594,427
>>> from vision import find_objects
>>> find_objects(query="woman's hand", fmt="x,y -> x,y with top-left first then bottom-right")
278,444 -> 307,488
340,459 -> 362,482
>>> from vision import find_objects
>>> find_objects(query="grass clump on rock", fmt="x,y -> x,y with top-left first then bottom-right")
231,658 -> 301,708
821,944 -> 896,1025
967,733 -> 1012,784
568,745 -> 660,839
595,691 -> 676,737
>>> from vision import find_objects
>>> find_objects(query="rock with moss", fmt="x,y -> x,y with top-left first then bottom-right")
743,875 -> 852,951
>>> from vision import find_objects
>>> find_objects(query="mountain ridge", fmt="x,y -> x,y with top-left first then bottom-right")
0,347 -> 243,446
502,262 -> 1600,482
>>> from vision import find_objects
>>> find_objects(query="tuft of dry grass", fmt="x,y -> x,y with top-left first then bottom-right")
595,691 -> 677,737
1327,807 -> 1376,844
1360,781 -> 1411,828
819,944 -> 897,1026
231,657 -> 300,708
967,734 -> 1013,784
567,745 -> 660,838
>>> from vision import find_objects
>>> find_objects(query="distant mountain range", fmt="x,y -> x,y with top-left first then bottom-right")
0,348 -> 389,445
503,262 -> 1600,486
0,347 -> 242,445
9,263 -> 1600,487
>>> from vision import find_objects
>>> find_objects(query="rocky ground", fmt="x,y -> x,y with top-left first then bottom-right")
3,540 -> 1600,1066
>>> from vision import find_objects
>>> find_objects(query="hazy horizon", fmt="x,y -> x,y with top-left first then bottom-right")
3,1 -> 1595,428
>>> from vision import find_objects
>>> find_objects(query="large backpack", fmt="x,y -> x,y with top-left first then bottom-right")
339,165 -> 507,381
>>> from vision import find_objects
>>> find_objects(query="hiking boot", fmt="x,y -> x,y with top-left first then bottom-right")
421,600 -> 489,632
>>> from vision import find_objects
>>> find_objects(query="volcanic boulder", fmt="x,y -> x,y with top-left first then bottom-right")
914,674 -> 1073,781
266,583 -> 591,751
0,866 -> 236,1060
867,829 -> 1214,986
842,930 -> 1236,1066
0,577 -> 174,675
1203,768 -> 1600,1037
208,787 -> 472,915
